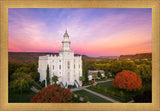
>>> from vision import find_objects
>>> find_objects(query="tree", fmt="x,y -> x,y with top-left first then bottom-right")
121,61 -> 137,72
110,61 -> 122,77
52,75 -> 58,85
97,72 -> 102,79
92,73 -> 97,83
30,85 -> 73,103
138,64 -> 152,87
79,76 -> 85,86
46,65 -> 50,86
40,80 -> 45,87
8,62 -> 23,82
15,67 -> 31,74
83,96 -> 89,102
112,70 -> 142,91
9,72 -> 33,94
25,62 -> 38,72
82,61 -> 89,82
33,72 -> 40,82
29,72 -> 40,82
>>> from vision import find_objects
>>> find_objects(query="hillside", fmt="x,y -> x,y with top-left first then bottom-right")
8,52 -> 58,63
8,52 -> 152,63
119,53 -> 152,59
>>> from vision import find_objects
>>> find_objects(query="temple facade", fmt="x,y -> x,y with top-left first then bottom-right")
38,30 -> 82,87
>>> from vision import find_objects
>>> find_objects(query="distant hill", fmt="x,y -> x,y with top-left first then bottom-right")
8,52 -> 83,63
8,52 -> 152,63
119,53 -> 152,59
8,52 -> 58,63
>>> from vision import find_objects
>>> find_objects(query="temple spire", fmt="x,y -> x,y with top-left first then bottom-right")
64,29 -> 69,37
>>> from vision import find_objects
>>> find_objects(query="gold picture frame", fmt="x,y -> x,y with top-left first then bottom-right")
0,0 -> 160,111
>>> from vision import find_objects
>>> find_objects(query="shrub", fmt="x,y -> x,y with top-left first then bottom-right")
83,96 -> 89,102
120,91 -> 124,97
77,94 -> 81,100
104,88 -> 107,93
112,70 -> 142,91
133,90 -> 152,103
111,91 -> 115,96
68,85 -> 73,88
30,85 -> 72,103
97,85 -> 101,90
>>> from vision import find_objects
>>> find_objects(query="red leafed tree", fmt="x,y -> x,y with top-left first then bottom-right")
30,85 -> 72,103
112,70 -> 142,91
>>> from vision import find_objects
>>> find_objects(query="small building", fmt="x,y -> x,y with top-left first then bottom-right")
88,70 -> 105,80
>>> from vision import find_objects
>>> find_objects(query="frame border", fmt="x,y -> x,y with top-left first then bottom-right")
0,0 -> 160,111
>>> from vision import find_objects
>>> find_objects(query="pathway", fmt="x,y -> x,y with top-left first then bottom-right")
70,86 -> 86,92
128,100 -> 134,103
71,79 -> 113,91
30,86 -> 40,93
84,88 -> 120,103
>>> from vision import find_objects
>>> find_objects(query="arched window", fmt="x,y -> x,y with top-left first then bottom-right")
59,65 -> 61,70
67,61 -> 70,69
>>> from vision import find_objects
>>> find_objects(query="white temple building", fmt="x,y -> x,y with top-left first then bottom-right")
38,30 -> 82,88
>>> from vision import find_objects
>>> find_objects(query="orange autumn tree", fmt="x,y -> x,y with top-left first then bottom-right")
30,85 -> 72,103
112,70 -> 142,91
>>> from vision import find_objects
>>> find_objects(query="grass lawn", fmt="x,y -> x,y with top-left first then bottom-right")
96,78 -> 114,82
9,90 -> 37,103
87,81 -> 151,102
73,89 -> 112,103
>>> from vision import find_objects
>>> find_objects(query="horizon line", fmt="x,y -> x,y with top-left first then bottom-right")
8,51 -> 152,57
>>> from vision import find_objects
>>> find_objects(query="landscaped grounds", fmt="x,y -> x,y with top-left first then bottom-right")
73,89 -> 112,103
87,80 -> 151,102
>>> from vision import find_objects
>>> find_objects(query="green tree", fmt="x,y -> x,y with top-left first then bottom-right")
8,62 -> 23,82
82,61 -> 89,82
110,61 -> 122,77
52,75 -> 58,85
9,72 -> 33,95
121,61 -> 137,72
92,73 -> 97,83
15,67 -> 31,74
83,96 -> 89,102
79,76 -> 85,86
46,65 -> 50,86
25,62 -> 38,72
138,64 -> 152,87
40,80 -> 45,87
97,72 -> 102,79
33,72 -> 40,82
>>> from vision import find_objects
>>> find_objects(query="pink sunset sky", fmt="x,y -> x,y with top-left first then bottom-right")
8,8 -> 152,57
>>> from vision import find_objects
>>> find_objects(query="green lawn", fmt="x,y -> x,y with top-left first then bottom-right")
87,81 -> 150,102
9,90 -> 37,103
73,89 -> 112,103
